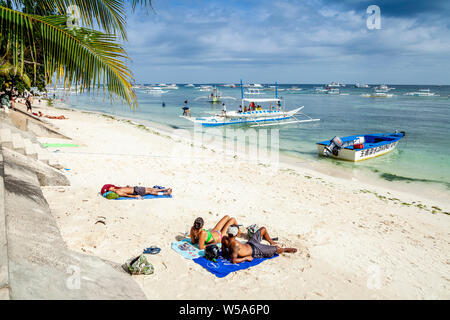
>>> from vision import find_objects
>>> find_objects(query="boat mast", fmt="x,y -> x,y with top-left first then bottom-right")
275,82 -> 278,99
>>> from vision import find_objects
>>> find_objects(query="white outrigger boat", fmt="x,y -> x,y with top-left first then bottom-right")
181,98 -> 318,127
405,89 -> 438,97
182,81 -> 319,127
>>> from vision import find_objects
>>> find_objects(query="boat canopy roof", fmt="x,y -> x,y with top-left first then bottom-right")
242,98 -> 280,103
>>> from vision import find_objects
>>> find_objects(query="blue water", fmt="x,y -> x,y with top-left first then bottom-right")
57,84 -> 450,190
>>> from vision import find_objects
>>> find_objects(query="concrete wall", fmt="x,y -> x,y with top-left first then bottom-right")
0,151 -> 9,300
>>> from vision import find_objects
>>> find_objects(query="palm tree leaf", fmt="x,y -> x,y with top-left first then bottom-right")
0,6 -> 137,108
32,0 -> 152,40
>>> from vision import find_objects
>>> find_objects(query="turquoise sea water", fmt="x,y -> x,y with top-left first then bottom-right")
56,84 -> 450,193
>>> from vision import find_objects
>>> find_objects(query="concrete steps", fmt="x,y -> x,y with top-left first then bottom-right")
0,127 -> 58,166
0,129 -> 12,150
11,133 -> 25,155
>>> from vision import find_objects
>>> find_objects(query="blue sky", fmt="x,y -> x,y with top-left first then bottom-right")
125,0 -> 450,84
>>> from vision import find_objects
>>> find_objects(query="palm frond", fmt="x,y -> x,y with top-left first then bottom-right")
0,62 -> 31,87
0,6 -> 137,108
33,0 -> 153,40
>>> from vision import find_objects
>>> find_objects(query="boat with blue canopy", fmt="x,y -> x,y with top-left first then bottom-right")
317,132 -> 405,162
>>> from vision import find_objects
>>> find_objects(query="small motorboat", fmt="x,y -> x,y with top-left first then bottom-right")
317,132 -> 405,162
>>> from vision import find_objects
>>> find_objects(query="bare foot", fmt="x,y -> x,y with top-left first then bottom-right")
165,188 -> 173,195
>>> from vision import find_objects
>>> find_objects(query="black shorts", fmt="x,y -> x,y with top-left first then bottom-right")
247,229 -> 277,258
133,186 -> 146,196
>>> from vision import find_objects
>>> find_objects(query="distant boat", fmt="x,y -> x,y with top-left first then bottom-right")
317,132 -> 405,162
355,83 -> 370,88
327,81 -> 344,88
361,86 -> 394,98
194,87 -> 236,103
405,89 -> 438,97
374,84 -> 394,91
287,86 -> 302,92
185,84 -> 195,88
244,88 -> 264,95
146,88 -> 168,95
325,87 -> 340,95
198,85 -> 213,92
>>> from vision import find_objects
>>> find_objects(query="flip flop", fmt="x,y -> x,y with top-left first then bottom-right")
143,246 -> 161,255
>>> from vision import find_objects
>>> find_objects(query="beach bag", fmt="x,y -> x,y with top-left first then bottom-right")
204,244 -> 220,262
247,224 -> 259,238
103,191 -> 119,200
123,254 -> 154,275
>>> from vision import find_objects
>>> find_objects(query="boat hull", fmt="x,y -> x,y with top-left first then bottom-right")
317,133 -> 404,162
183,115 -> 293,127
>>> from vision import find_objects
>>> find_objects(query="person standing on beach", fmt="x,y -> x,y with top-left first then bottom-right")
222,226 -> 297,263
25,95 -> 33,113
10,95 -> 16,110
182,100 -> 191,117
222,103 -> 227,116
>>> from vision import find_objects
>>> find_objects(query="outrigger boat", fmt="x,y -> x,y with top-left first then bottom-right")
182,81 -> 320,127
317,132 -> 405,162
194,87 -> 237,103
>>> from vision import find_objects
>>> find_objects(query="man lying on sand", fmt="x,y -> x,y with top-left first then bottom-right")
222,225 -> 297,263
190,215 -> 239,250
101,184 -> 172,199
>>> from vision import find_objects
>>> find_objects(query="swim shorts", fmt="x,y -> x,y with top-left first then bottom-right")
247,229 -> 277,258
133,186 -> 146,196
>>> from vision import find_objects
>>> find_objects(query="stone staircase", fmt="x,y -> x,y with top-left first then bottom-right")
0,125 -> 56,166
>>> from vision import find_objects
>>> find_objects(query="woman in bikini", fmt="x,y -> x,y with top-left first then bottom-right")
190,216 -> 239,250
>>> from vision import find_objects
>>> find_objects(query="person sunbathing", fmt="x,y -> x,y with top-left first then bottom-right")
222,225 -> 297,263
190,215 -> 239,250
45,114 -> 67,119
102,184 -> 172,199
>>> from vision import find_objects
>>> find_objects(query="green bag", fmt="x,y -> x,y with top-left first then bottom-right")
247,224 -> 259,238
123,254 -> 154,275
103,191 -> 119,199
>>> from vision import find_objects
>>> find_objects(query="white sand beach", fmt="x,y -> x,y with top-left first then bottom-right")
30,102 -> 449,300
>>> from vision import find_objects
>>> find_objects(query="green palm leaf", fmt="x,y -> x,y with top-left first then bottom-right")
29,0 -> 153,40
0,62 -> 31,87
0,6 -> 138,108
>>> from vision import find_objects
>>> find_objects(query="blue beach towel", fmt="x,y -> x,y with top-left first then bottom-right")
171,239 -> 222,260
193,253 -> 278,278
115,194 -> 173,200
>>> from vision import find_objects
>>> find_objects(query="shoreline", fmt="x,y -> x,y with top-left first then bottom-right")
51,100 -> 450,210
